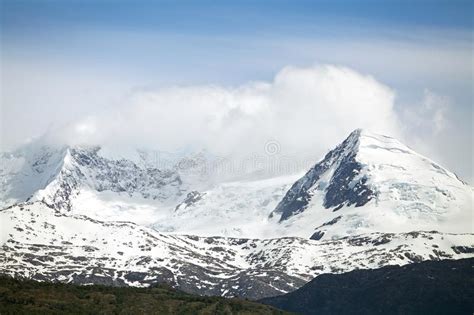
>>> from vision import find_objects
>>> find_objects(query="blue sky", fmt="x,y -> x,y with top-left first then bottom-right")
2,0 -> 471,94
2,0 -> 472,78
1,0 -> 473,180
2,0 -> 472,33
2,0 -> 471,90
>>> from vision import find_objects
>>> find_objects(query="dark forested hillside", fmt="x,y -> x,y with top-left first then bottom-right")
261,258 -> 474,315
0,276 -> 289,315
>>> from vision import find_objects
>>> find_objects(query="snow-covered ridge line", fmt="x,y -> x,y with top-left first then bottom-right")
1,129 -> 472,240
0,144 -> 187,212
2,201 -> 473,299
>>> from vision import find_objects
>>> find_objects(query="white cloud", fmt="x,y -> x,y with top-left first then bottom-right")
47,65 -> 400,163
396,89 -> 473,182
401,89 -> 450,136
421,90 -> 449,134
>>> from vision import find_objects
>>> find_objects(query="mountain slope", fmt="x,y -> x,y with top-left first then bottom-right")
1,202 -> 473,299
271,129 -> 473,240
0,145 -> 189,225
0,145 -> 68,209
260,258 -> 474,315
0,276 -> 289,315
158,174 -> 300,236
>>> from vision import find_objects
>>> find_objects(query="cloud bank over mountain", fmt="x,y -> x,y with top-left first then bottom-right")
32,64 -> 457,177
45,65 -> 399,156
3,59 -> 463,180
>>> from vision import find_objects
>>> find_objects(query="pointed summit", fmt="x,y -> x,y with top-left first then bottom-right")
271,128 -> 373,222
271,129 -> 471,240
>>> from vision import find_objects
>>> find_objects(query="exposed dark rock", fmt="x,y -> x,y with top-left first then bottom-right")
452,246 -> 474,254
323,153 -> 374,209
175,191 -> 205,211
310,231 -> 325,241
314,216 -> 342,229
271,129 -> 375,223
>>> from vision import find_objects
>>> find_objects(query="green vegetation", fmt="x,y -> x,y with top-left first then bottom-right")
0,276 -> 290,315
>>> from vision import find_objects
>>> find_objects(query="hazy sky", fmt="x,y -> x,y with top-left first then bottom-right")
1,0 -> 473,181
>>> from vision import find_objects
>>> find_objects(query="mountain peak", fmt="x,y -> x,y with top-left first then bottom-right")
345,127 -> 381,140
348,127 -> 363,137
270,129 -> 472,239
270,129 -> 374,222
344,128 -> 399,148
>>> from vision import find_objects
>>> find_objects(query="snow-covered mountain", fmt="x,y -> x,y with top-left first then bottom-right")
2,201 -> 472,299
1,129 -> 472,239
270,129 -> 473,240
0,144 -> 193,225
